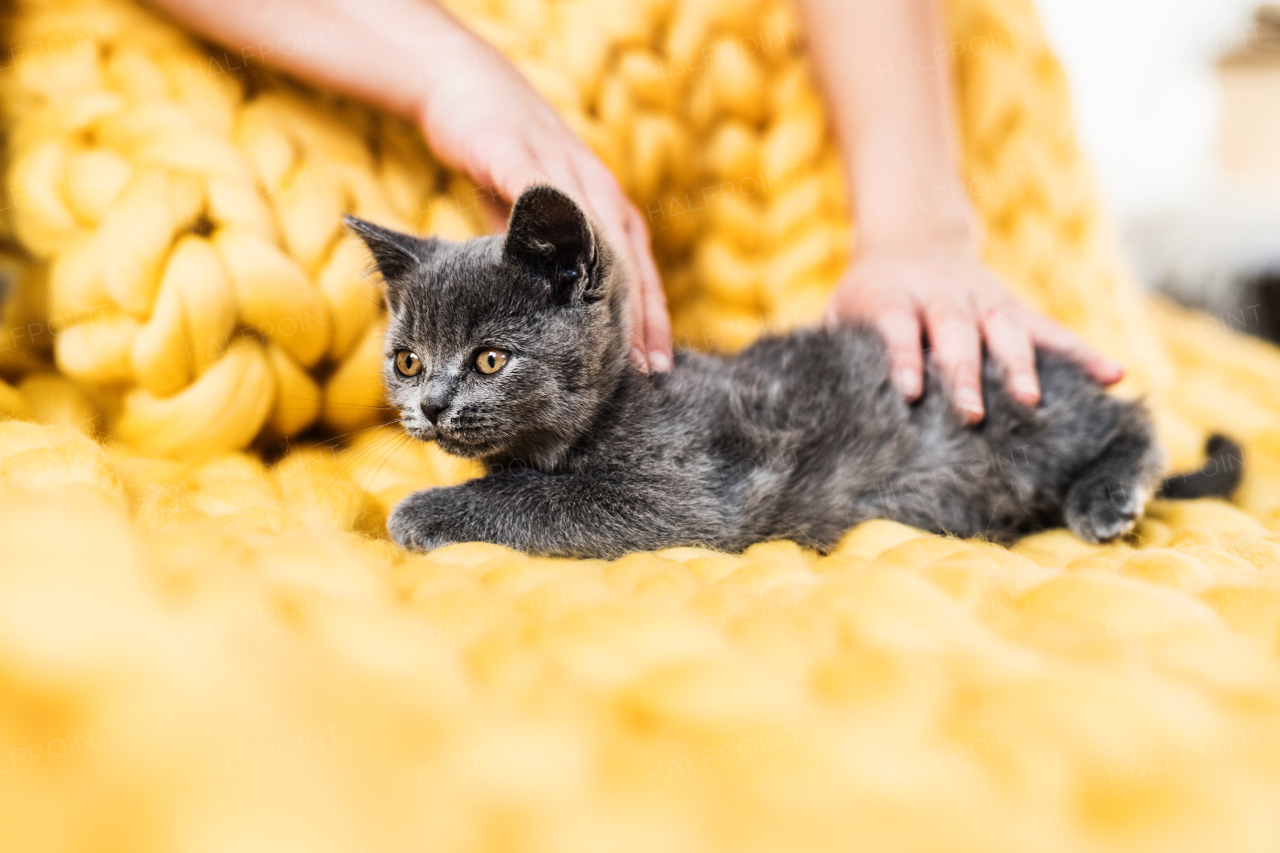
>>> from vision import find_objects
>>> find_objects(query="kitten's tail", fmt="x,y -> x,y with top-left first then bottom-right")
1156,434 -> 1245,500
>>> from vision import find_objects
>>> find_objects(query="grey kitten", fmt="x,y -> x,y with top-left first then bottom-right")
345,186 -> 1241,559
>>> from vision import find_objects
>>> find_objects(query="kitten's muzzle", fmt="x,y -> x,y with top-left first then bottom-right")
400,416 -> 436,442
421,401 -> 445,425
419,387 -> 452,425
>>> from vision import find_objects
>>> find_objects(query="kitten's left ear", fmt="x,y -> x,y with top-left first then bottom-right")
344,215 -> 437,311
503,186 -> 597,297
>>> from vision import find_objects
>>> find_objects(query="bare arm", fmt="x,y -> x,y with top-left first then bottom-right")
796,0 -> 1122,422
146,0 -> 673,373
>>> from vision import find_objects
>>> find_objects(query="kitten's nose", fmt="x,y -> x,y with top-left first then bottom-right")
421,401 -> 444,425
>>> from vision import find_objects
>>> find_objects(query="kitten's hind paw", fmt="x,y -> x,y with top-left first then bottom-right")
1065,481 -> 1148,544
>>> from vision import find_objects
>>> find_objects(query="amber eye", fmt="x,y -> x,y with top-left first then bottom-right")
475,349 -> 509,375
394,350 -> 422,377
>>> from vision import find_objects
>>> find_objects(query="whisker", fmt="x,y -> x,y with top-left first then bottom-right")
303,429 -> 408,511
278,394 -> 394,411
301,418 -> 405,454
361,432 -> 415,497
275,421 -> 403,494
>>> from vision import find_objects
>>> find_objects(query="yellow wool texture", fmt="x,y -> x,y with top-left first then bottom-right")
0,0 -> 483,451
4,0 -> 1280,851
4,418 -> 1280,852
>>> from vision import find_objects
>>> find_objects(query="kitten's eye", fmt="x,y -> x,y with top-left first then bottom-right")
558,268 -> 580,284
475,349 -> 509,375
394,350 -> 422,377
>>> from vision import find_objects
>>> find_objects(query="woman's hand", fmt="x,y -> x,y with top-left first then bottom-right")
827,238 -> 1125,423
146,0 -> 672,373
796,0 -> 1124,424
416,41 -> 671,373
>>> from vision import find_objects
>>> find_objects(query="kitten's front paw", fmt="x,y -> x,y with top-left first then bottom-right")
388,490 -> 457,552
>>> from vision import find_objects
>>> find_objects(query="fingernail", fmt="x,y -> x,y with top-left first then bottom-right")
1011,374 -> 1039,404
648,350 -> 672,372
630,346 -> 649,373
955,388 -> 983,419
893,369 -> 922,399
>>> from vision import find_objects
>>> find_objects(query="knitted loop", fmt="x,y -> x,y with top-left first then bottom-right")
1,0 -> 489,457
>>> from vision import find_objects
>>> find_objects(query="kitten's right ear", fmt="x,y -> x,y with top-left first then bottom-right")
344,215 -> 435,311
503,186 -> 597,299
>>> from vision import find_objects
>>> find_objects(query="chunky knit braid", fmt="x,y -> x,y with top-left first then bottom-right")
0,0 -> 1131,457
0,0 -> 1271,497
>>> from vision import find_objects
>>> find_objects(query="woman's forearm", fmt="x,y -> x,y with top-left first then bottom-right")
796,0 -> 976,253
145,0 -> 483,122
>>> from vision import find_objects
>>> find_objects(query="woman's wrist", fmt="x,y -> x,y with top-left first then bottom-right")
854,202 -> 981,259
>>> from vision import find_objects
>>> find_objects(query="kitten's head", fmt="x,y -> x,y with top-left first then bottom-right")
346,185 -> 629,463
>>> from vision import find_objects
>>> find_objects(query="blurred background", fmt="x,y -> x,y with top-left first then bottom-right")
1037,0 -> 1280,342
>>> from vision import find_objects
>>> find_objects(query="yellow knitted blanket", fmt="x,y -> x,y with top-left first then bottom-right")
3,0 -> 1280,850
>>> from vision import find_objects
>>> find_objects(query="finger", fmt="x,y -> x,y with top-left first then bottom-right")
624,208 -> 672,371
619,229 -> 651,373
1082,358 -> 1125,385
574,176 -> 655,373
980,305 -> 1039,406
871,299 -> 924,400
1023,312 -> 1125,385
583,214 -> 650,371
924,297 -> 984,424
